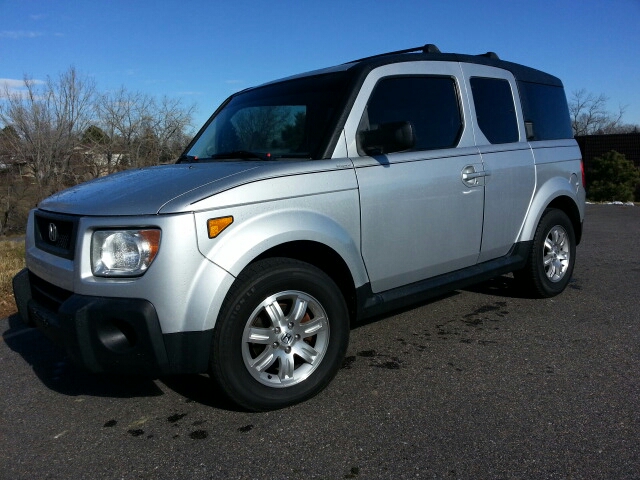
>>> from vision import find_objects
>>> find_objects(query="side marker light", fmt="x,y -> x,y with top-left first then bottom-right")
207,216 -> 234,238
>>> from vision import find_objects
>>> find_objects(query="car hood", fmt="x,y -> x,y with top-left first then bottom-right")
38,163 -> 263,216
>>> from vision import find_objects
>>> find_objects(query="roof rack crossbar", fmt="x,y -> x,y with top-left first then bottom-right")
347,43 -> 441,64
389,43 -> 442,55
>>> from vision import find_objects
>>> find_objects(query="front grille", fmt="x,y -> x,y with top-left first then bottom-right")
29,272 -> 74,313
34,211 -> 78,260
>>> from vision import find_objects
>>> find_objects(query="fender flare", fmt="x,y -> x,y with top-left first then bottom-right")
519,176 -> 583,243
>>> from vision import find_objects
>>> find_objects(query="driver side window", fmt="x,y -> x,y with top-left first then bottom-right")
357,76 -> 463,155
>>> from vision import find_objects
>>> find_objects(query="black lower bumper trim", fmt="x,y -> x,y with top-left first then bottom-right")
12,269 -> 212,376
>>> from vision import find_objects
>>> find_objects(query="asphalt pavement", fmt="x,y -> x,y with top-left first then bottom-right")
1,204 -> 639,479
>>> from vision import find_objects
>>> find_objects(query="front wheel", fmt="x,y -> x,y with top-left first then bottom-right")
515,208 -> 576,298
210,258 -> 349,411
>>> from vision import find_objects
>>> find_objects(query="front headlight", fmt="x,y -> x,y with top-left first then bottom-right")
91,229 -> 161,277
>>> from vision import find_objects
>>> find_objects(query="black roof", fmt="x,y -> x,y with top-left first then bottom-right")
343,44 -> 564,87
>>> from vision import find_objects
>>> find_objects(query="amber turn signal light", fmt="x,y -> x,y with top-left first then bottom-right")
207,216 -> 234,238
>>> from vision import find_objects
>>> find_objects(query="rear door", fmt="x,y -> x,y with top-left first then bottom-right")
343,62 -> 485,293
461,64 -> 536,262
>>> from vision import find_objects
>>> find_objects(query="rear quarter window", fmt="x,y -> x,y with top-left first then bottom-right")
518,81 -> 573,140
470,77 -> 519,144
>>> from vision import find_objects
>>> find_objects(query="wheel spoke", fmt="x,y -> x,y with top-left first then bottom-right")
297,315 -> 326,337
245,326 -> 274,344
547,264 -> 556,278
264,300 -> 286,328
543,253 -> 554,266
293,342 -> 319,365
249,348 -> 277,372
289,296 -> 309,324
278,352 -> 295,381
556,230 -> 567,247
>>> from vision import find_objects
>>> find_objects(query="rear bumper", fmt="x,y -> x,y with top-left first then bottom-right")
12,268 -> 212,376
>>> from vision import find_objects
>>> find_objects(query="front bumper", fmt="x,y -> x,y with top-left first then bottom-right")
12,268 -> 212,376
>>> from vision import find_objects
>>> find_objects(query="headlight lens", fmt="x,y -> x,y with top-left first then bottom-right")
91,229 -> 161,277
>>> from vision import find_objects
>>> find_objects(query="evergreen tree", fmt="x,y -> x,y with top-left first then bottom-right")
587,150 -> 640,202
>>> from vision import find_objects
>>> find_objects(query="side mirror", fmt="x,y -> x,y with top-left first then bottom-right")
358,121 -> 416,156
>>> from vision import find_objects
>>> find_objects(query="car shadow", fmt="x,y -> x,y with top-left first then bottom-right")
352,274 -> 536,330
2,313 -> 241,411
462,274 -> 534,298
158,375 -> 243,412
2,274 -> 533,410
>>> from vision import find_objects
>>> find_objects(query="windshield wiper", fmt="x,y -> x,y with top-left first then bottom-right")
210,150 -> 275,161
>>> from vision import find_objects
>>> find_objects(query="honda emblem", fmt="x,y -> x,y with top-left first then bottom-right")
48,222 -> 58,243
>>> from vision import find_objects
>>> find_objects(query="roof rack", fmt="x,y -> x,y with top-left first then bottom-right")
346,44 -> 503,65
478,51 -> 500,60
389,43 -> 442,55
347,43 -> 442,64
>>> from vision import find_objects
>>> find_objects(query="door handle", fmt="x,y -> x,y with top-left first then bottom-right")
461,165 -> 488,187
462,171 -> 485,180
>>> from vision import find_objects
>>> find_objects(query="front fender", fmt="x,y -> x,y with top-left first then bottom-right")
193,191 -> 369,290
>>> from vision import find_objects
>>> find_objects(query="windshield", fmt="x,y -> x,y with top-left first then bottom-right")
185,72 -> 350,161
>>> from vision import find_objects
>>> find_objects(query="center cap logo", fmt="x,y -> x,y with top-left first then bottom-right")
280,332 -> 293,346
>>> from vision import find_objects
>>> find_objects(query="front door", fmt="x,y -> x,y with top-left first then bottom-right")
346,65 -> 485,293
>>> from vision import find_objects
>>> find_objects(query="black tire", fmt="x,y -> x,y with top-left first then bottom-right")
515,208 -> 576,298
210,258 -> 349,411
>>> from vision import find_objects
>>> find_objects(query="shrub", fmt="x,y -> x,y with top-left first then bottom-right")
587,150 -> 640,202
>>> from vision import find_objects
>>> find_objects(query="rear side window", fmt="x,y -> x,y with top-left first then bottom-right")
470,77 -> 519,144
359,76 -> 462,152
518,81 -> 573,140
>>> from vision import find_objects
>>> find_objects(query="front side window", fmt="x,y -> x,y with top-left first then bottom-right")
470,77 -> 519,144
185,72 -> 350,161
358,76 -> 462,154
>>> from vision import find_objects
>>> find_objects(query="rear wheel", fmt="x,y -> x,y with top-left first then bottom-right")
515,208 -> 576,298
211,258 -> 349,411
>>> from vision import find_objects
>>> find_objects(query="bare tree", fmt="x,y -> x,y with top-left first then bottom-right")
148,96 -> 196,164
0,67 -> 95,198
94,88 -> 195,170
0,67 -> 196,233
569,89 -> 628,136
92,87 -> 148,171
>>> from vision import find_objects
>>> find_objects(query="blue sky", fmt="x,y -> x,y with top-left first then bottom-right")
2,0 -> 639,131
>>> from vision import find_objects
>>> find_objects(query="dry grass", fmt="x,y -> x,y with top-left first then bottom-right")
0,239 -> 25,318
